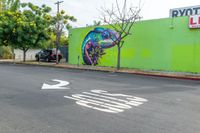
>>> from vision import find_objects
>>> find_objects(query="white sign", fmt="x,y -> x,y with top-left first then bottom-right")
42,79 -> 70,90
170,5 -> 200,17
64,90 -> 148,113
189,15 -> 200,28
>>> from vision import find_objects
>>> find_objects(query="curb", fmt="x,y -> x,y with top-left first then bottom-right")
1,61 -> 200,81
122,71 -> 200,81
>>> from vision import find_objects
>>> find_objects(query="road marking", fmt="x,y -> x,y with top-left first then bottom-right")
42,79 -> 70,90
64,90 -> 148,113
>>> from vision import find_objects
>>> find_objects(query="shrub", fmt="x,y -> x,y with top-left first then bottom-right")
0,46 -> 13,59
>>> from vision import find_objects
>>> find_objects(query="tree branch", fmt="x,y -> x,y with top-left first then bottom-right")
100,0 -> 141,48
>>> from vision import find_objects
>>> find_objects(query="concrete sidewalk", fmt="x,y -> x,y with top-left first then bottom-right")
1,59 -> 200,80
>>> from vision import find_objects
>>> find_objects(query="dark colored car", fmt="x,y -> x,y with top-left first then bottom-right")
35,49 -> 62,62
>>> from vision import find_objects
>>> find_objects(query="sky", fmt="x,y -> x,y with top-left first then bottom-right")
20,0 -> 200,28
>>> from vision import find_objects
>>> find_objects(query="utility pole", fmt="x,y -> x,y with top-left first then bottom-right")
55,1 -> 63,64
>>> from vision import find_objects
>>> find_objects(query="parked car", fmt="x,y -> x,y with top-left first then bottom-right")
35,49 -> 62,62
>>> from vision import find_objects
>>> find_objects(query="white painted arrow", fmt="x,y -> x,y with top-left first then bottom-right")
42,79 -> 70,90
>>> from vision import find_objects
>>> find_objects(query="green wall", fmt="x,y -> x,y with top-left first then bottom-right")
69,16 -> 200,73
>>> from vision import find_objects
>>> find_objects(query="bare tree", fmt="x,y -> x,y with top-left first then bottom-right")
101,0 -> 141,70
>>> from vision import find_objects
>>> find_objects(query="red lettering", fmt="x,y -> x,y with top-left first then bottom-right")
190,17 -> 197,25
199,16 -> 200,24
189,15 -> 200,28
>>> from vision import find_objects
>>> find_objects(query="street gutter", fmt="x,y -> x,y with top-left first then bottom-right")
1,60 -> 200,81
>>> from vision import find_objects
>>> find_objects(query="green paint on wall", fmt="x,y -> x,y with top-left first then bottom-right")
172,45 -> 194,72
69,16 -> 200,73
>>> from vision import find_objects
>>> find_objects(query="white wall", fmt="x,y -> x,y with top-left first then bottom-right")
14,49 -> 41,61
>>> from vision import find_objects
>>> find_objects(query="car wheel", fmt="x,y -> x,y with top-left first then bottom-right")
46,58 -> 51,62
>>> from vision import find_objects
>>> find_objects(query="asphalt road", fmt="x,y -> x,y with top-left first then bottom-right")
0,63 -> 200,133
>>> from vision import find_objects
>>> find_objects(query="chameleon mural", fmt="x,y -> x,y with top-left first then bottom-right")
82,27 -> 119,65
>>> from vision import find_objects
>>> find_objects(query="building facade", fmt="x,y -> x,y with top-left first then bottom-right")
69,16 -> 200,73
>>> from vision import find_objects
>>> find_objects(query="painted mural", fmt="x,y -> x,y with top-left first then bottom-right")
70,17 -> 200,73
82,27 -> 119,65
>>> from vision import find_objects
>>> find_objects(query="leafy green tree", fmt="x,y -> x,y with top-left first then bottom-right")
40,32 -> 69,49
0,0 -> 20,59
0,0 -> 20,11
0,46 -> 12,59
0,3 -> 52,62
51,9 -> 76,64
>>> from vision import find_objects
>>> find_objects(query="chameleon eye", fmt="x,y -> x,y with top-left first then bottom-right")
102,31 -> 110,39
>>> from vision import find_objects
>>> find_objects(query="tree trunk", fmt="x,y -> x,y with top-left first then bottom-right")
117,44 -> 121,70
23,49 -> 27,62
55,33 -> 61,64
11,46 -> 15,62
56,44 -> 59,64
